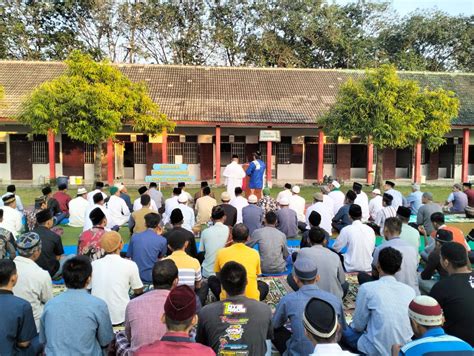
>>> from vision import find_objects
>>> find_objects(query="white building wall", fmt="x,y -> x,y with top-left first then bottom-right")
350,168 -> 366,179
0,133 -> 11,182
134,164 -> 147,181
84,164 -> 95,181
323,164 -> 336,178
188,164 -> 201,181
276,164 -> 303,180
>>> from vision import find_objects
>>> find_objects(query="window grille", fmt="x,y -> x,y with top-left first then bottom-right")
133,142 -> 147,164
323,144 -> 336,164
32,141 -> 48,164
259,143 -> 276,162
277,143 -> 291,164
85,144 -> 95,164
167,142 -> 199,164
231,143 -> 246,161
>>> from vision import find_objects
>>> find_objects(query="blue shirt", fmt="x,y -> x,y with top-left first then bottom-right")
127,229 -> 168,283
351,276 -> 416,356
40,289 -> 114,356
272,284 -> 347,356
332,204 -> 352,231
242,204 -> 264,236
0,290 -> 37,356
400,327 -> 473,355
246,159 -> 266,189
406,191 -> 423,215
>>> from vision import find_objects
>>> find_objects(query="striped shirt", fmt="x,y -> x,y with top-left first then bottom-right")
164,250 -> 201,288
400,327 -> 473,355
375,205 -> 397,233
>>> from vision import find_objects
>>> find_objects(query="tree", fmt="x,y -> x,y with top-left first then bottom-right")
320,65 -> 459,188
18,51 -> 174,181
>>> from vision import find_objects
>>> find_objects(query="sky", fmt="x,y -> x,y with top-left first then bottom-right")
334,0 -> 474,16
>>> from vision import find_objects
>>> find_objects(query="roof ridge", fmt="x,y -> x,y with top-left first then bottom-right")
0,60 -> 472,76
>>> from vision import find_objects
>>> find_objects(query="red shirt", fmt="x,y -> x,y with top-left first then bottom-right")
53,191 -> 71,213
135,332 -> 215,355
465,188 -> 474,207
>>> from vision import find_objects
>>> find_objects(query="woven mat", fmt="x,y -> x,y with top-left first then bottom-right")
409,213 -> 473,224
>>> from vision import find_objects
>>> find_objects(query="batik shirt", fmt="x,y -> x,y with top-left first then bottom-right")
78,226 -> 106,261
257,196 -> 279,214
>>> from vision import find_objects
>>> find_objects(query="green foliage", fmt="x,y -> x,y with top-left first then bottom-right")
320,65 -> 459,150
18,50 -> 174,144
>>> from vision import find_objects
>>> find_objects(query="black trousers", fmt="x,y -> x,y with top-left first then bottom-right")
208,275 -> 269,301
357,271 -> 377,285
272,326 -> 292,355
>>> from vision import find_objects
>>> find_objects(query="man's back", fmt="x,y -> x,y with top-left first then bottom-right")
131,207 -> 151,234
91,255 -> 143,325
164,251 -> 201,288
273,284 -> 346,356
127,230 -> 167,283
306,202 -> 332,235
163,227 -> 198,258
196,295 -> 272,355
248,226 -> 288,274
352,276 -> 415,356
298,246 -> 345,299
289,194 -> 306,222
0,291 -> 37,356
195,195 -> 217,224
417,202 -> 442,236
68,196 -> 89,227
328,190 -> 345,214
230,196 -> 249,223
276,208 -> 298,238
215,243 -> 261,300
136,333 -> 215,356
40,289 -> 113,356
219,203 -> 237,226
355,192 -> 370,221
373,239 -> 420,294
200,222 -> 229,278
34,225 -> 63,277
406,191 -> 423,215
148,188 -> 163,210
430,272 -> 474,346
125,289 -> 169,351
400,223 -> 420,252
242,204 -> 263,235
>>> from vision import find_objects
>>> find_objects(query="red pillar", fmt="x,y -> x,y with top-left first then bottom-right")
267,140 -> 272,186
317,130 -> 324,182
462,128 -> 470,182
215,126 -> 221,184
107,138 -> 114,185
367,142 -> 374,185
414,140 -> 422,184
48,129 -> 56,180
161,129 -> 168,164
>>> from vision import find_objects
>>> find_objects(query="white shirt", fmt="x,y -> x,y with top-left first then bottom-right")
369,195 -> 383,221
163,196 -> 179,224
322,195 -> 335,219
310,343 -> 357,355
0,205 -> 22,236
148,188 -> 164,210
354,191 -> 370,222
68,196 -> 90,227
385,188 -> 403,210
133,197 -> 158,213
87,189 -> 107,206
276,189 -> 292,203
223,161 -> 246,200
289,194 -> 306,222
305,202 -> 333,235
375,206 -> 397,233
328,190 -> 345,215
13,256 -> 53,330
91,254 -> 143,325
107,195 -> 131,226
332,220 -> 375,272
0,193 -> 24,212
178,204 -> 195,232
182,191 -> 194,207
83,204 -> 111,231
230,196 -> 249,224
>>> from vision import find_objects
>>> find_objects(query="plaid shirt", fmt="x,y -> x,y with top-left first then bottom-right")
257,196 -> 279,214
115,330 -> 132,356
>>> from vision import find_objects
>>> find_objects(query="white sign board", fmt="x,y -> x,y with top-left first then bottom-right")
259,130 -> 281,142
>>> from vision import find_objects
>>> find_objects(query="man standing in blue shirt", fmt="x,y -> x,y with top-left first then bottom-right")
40,256 -> 114,355
246,151 -> 266,199
0,259 -> 40,356
127,213 -> 168,285
272,255 -> 347,356
405,183 -> 423,215
395,295 -> 472,355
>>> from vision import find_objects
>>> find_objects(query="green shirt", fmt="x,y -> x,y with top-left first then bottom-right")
400,223 -> 420,253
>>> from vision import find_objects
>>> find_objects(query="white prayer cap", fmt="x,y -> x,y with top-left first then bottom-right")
114,183 -> 125,192
331,181 -> 340,189
77,187 -> 88,195
280,197 -> 290,206
248,195 -> 258,203
372,188 -> 381,195
292,186 -> 300,194
178,194 -> 188,203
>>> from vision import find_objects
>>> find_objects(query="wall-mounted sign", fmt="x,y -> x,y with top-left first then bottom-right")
145,164 -> 195,183
259,130 -> 281,142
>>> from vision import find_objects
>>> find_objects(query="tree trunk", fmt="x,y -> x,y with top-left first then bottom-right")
374,147 -> 384,190
94,142 -> 103,183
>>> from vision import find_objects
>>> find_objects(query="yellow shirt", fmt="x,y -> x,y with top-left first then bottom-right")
214,243 -> 261,300
195,195 -> 217,225
164,250 -> 201,288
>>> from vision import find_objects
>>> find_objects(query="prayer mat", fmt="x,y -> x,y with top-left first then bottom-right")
409,213 -> 473,224
342,273 -> 360,324
259,275 -> 293,313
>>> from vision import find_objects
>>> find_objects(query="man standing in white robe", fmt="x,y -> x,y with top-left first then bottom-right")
223,155 -> 246,200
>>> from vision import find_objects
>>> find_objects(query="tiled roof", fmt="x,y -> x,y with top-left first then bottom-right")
0,61 -> 472,126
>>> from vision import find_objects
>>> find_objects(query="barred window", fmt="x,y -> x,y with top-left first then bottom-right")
323,143 -> 336,164
259,143 -> 276,163
133,142 -> 147,164
231,143 -> 245,161
167,142 -> 199,164
277,143 -> 291,164
32,141 -> 48,164
85,144 -> 95,164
